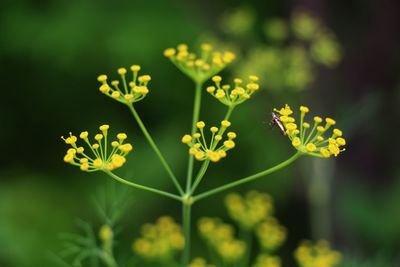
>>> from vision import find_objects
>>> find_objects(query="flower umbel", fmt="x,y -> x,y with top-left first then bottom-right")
225,191 -> 273,230
207,75 -> 260,107
132,216 -> 184,262
256,218 -> 287,252
62,124 -> 133,172
274,104 -> 346,158
164,43 -> 235,83
182,120 -> 237,162
294,240 -> 342,267
97,65 -> 151,105
253,254 -> 281,267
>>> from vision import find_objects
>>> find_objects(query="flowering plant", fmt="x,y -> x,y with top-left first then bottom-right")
60,42 -> 345,267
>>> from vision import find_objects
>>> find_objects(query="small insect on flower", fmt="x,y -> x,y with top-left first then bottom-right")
270,112 -> 286,136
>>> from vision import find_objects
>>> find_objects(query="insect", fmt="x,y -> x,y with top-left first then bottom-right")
270,111 -> 286,135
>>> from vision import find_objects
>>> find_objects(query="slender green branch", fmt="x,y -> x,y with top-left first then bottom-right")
185,81 -> 204,193
182,203 -> 191,266
103,170 -> 181,201
224,105 -> 234,121
127,104 -> 184,196
193,152 -> 303,202
190,160 -> 210,194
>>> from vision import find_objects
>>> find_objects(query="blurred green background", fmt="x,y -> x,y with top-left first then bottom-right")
1,0 -> 400,266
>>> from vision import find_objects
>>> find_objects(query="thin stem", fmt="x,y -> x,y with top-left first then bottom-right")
193,152 -> 302,202
127,104 -> 184,196
224,105 -> 234,121
185,81 -> 204,192
103,170 -> 181,201
240,228 -> 252,267
190,160 -> 210,194
182,203 -> 191,266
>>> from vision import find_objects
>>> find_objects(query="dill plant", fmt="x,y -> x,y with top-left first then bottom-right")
61,42 -> 346,267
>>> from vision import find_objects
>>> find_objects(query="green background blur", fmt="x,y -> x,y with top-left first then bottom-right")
1,0 -> 400,266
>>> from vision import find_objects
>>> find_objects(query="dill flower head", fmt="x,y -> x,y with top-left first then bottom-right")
255,217 -> 287,252
164,43 -> 235,83
62,125 -> 133,172
207,75 -> 260,107
198,217 -> 246,264
132,216 -> 184,262
294,240 -> 342,267
225,191 -> 273,230
274,104 -> 346,158
182,120 -> 237,163
253,254 -> 281,267
189,257 -> 215,267
99,224 -> 113,242
291,11 -> 320,41
97,65 -> 151,105
310,32 -> 342,68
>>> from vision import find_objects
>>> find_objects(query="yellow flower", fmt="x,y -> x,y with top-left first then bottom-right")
62,125 -> 132,172
99,224 -> 113,242
97,65 -> 150,105
197,217 -> 246,264
253,254 -> 281,267
225,191 -> 273,230
207,75 -> 260,107
164,43 -> 235,83
274,104 -> 346,158
256,218 -> 287,252
132,216 -> 184,262
294,240 -> 342,267
182,120 -> 237,162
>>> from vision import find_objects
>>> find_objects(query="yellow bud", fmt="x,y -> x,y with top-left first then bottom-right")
99,224 -> 113,241
164,48 -> 176,57
92,144 -> 99,149
196,121 -> 205,129
302,122 -> 310,128
95,134 -> 103,141
201,43 -> 213,51
80,131 -> 88,139
93,158 -> 103,168
118,68 -> 127,75
214,135 -> 222,141
292,137 -> 301,147
333,128 -> 343,136
111,141 -> 119,147
212,76 -> 222,83
177,43 -> 188,51
117,133 -> 127,140
193,133 -> 201,139
80,163 -> 89,171
207,86 -> 216,93
227,132 -> 237,139
99,84 -> 109,93
76,147 -> 84,154
286,123 -> 297,131
195,151 -> 205,160
111,91 -> 120,98
138,75 -> 151,83
182,135 -> 192,144
97,74 -> 107,82
326,118 -> 336,125
234,78 -> 243,84
80,158 -> 88,163
317,126 -> 325,132
221,120 -> 231,128
119,143 -> 133,153
320,148 -> 331,158
249,75 -> 259,82
306,143 -> 317,152
336,137 -> 346,146
210,127 -> 219,133
300,106 -> 309,113
111,80 -> 119,86
224,140 -> 235,149
99,124 -> 109,132
314,116 -> 322,123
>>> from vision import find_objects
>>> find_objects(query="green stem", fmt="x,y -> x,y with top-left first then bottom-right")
185,81 -> 204,192
240,228 -> 252,267
127,104 -> 184,196
193,152 -> 302,202
103,170 -> 181,201
182,203 -> 191,266
224,105 -> 234,120
190,160 -> 210,194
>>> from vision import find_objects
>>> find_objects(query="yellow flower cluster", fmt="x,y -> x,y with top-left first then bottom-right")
99,224 -> 113,242
294,240 -> 342,267
225,191 -> 273,230
132,216 -> 184,262
253,254 -> 281,267
97,65 -> 151,105
256,218 -> 287,252
207,75 -> 260,107
274,104 -> 346,158
189,257 -> 215,267
198,217 -> 246,263
62,125 -> 133,172
181,120 -> 237,162
164,43 -> 235,83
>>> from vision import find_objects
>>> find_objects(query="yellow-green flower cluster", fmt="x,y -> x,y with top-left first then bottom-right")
274,104 -> 346,158
294,240 -> 342,267
132,216 -> 184,262
207,75 -> 260,107
62,125 -> 133,172
291,12 -> 320,41
99,224 -> 113,242
198,217 -> 246,263
164,43 -> 235,83
253,254 -> 281,267
225,191 -> 273,230
256,218 -> 287,252
189,257 -> 215,267
182,120 -> 237,162
97,65 -> 151,105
